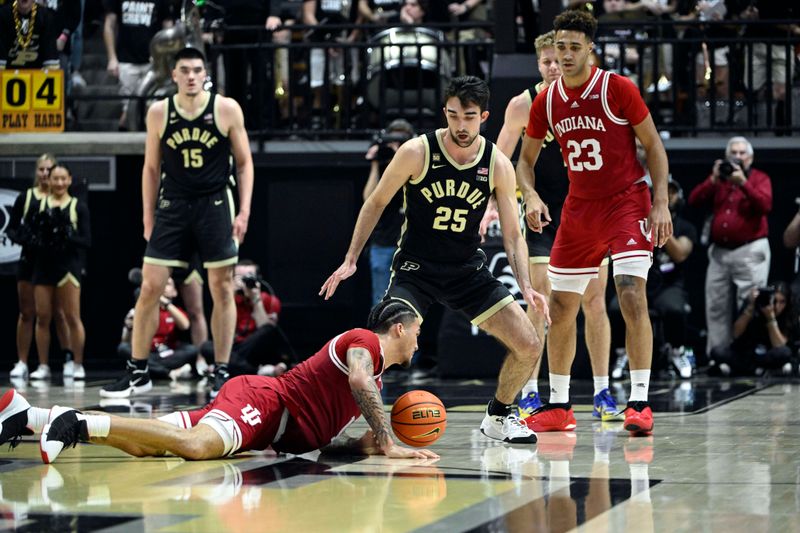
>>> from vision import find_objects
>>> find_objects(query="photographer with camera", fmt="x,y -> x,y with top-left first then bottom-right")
688,136 -> 772,356
362,118 -> 415,305
708,283 -> 796,376
200,259 -> 293,376
118,277 -> 198,379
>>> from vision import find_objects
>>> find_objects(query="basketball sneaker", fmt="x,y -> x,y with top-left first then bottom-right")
593,388 -> 624,421
524,403 -> 577,432
210,365 -> 230,399
40,407 -> 88,464
99,361 -> 152,398
0,390 -> 33,448
517,391 -> 543,419
623,401 -> 654,436
480,411 -> 538,444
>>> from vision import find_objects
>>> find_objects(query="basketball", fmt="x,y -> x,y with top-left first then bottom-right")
390,390 -> 447,447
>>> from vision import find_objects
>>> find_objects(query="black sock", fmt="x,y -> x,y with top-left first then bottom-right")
62,349 -> 74,363
487,397 -> 511,417
129,358 -> 148,372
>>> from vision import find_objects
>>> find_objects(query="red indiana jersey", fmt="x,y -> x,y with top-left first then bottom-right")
527,66 -> 650,200
270,328 -> 385,451
151,308 -> 180,349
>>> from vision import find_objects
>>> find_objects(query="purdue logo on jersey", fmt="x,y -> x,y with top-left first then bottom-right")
420,179 -> 486,210
164,127 -> 220,150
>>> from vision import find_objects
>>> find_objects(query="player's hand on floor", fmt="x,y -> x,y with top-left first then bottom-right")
320,260 -> 357,300
384,443 -> 440,459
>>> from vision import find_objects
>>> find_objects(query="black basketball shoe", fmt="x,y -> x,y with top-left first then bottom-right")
210,364 -> 230,399
99,360 -> 152,398
40,407 -> 88,464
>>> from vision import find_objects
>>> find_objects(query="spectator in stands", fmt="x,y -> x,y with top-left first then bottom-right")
737,2 -> 799,131
362,118 -> 415,305
782,201 -> 800,309
688,136 -> 771,356
426,0 -> 488,76
30,164 -> 90,380
360,0 -> 404,25
118,277 -> 199,379
708,282 -> 797,376
42,0 -> 81,92
103,0 -> 174,130
0,0 -> 60,69
648,177 -> 697,376
596,0 -> 649,84
217,0 -> 287,130
200,260 -> 293,377
399,0 -> 429,24
302,0 -> 362,128
7,155 -> 72,382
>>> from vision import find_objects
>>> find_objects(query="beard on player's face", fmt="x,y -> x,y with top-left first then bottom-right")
448,127 -> 478,148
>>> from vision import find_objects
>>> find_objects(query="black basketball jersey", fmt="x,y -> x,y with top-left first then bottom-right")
398,131 -> 494,262
160,93 -> 232,198
526,83 -> 569,208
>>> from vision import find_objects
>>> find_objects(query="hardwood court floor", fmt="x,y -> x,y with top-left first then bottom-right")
1,376 -> 799,532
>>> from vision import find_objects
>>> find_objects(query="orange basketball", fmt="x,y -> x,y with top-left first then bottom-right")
390,390 -> 447,447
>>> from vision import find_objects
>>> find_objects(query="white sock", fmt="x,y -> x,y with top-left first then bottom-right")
548,460 -> 571,494
628,369 -> 651,402
26,407 -> 50,432
521,379 -> 539,397
548,373 -> 571,404
593,376 -> 609,396
77,414 -> 111,438
630,463 -> 651,502
594,449 -> 610,464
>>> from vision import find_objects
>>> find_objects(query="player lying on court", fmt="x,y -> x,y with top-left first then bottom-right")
0,300 -> 439,463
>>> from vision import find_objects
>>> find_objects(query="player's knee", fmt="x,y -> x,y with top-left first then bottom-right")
138,278 -> 164,304
581,292 -> 607,319
617,285 -> 647,318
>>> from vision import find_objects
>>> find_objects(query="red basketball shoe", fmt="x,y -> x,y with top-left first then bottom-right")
623,401 -> 654,436
524,403 -> 576,432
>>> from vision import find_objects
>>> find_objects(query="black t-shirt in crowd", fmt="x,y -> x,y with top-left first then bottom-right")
0,3 -> 59,69
104,0 -> 173,64
650,214 -> 697,291
305,0 -> 358,41
368,0 -> 402,23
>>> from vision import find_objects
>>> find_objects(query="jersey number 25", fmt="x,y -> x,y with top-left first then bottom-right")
565,139 -> 602,171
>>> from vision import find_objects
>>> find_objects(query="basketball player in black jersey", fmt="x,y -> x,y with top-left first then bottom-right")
101,47 -> 254,399
484,32 -> 621,422
321,76 -> 550,444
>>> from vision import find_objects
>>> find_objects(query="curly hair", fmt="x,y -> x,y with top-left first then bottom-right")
534,31 -> 555,54
553,9 -> 597,41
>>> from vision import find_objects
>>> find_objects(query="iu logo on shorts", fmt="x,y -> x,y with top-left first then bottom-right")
240,404 -> 262,426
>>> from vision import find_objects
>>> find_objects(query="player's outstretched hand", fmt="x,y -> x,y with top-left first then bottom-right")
525,194 -> 551,233
320,260 -> 357,300
647,202 -> 673,248
384,443 -> 440,459
478,199 -> 499,243
523,287 -> 551,326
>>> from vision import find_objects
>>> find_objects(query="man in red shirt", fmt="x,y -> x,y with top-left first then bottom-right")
519,10 -> 672,436
1,300 -> 439,463
687,136 -> 772,355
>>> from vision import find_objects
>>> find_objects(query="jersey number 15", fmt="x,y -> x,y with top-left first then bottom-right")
181,148 -> 204,168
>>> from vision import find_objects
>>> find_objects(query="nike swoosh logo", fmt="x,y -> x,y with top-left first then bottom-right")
169,119 -> 179,124
214,200 -> 224,206
432,164 -> 446,169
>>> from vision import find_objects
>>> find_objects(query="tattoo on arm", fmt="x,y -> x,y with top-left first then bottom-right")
347,348 -> 392,449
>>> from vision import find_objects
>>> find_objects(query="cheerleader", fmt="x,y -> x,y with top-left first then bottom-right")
31,164 -> 90,380
7,154 -> 71,381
